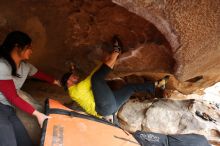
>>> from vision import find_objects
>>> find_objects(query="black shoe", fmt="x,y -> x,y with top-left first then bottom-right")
196,111 -> 217,123
156,75 -> 170,90
112,35 -> 123,53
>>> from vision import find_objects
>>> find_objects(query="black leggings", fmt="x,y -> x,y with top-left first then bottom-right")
0,103 -> 33,146
91,64 -> 155,116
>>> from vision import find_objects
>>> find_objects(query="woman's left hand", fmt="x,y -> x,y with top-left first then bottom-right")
33,110 -> 51,128
53,79 -> 61,87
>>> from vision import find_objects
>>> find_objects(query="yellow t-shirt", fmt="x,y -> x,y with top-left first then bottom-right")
68,64 -> 102,118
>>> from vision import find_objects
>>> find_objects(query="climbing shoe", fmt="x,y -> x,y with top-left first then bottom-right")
112,35 -> 123,53
195,111 -> 217,123
155,75 -> 170,90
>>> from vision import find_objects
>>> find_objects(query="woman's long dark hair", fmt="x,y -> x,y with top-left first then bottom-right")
0,31 -> 32,77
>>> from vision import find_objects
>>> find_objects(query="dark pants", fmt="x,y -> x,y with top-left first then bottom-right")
91,64 -> 155,116
0,103 -> 33,146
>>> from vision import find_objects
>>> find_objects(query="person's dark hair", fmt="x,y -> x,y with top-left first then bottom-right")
60,72 -> 72,91
0,31 -> 32,77
61,63 -> 80,91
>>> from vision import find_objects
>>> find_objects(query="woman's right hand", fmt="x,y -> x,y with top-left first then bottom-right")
33,110 -> 51,128
53,79 -> 62,87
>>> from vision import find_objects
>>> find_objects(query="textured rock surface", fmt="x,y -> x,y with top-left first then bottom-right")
1,0 -> 219,92
113,0 -> 220,88
0,0 -> 219,93
0,0 -> 174,86
119,98 -> 220,145
1,0 -> 220,145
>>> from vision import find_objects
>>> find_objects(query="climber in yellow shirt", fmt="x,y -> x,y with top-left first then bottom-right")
61,35 -> 169,123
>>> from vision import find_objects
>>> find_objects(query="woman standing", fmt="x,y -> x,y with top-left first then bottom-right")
0,31 -> 60,146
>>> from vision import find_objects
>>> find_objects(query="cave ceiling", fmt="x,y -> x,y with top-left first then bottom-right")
0,0 -> 220,93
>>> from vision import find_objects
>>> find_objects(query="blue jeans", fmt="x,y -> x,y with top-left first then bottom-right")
0,103 -> 33,146
91,64 -> 155,116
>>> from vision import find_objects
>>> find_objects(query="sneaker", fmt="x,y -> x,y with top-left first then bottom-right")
155,75 -> 170,90
112,35 -> 123,53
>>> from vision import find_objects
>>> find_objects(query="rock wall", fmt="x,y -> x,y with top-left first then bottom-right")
1,0 -> 220,144
0,0 -> 174,85
1,0 -> 219,92
119,98 -> 220,145
113,0 -> 220,89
